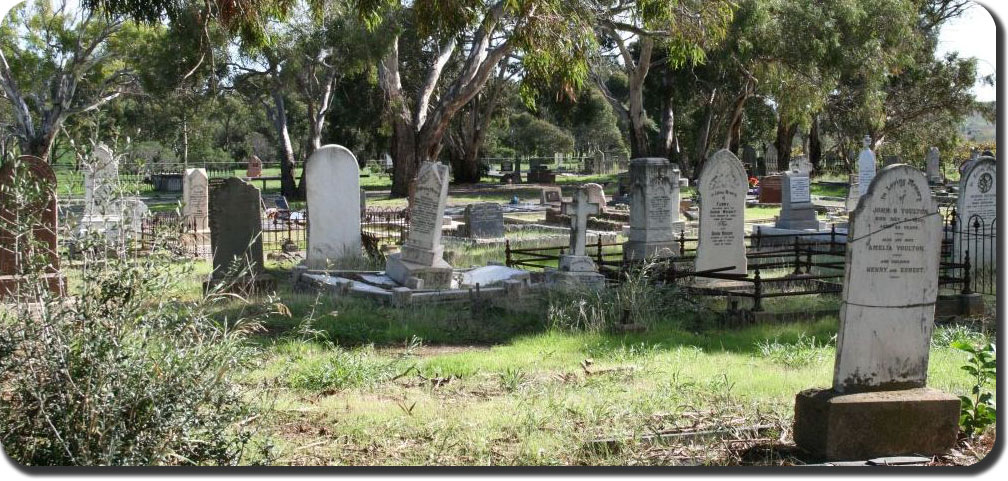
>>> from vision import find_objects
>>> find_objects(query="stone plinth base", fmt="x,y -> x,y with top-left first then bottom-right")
793,387 -> 960,461
551,255 -> 605,288
0,273 -> 66,299
385,252 -> 452,289
936,293 -> 986,318
623,240 -> 678,261
775,214 -> 820,230
203,274 -> 276,296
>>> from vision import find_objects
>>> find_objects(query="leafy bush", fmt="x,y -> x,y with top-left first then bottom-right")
952,340 -> 996,436
0,217 -> 263,465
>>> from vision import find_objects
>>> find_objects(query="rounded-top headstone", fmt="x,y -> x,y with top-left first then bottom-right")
695,149 -> 748,278
305,145 -> 361,268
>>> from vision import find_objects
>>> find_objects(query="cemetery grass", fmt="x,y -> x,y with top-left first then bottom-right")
164,263 -> 989,466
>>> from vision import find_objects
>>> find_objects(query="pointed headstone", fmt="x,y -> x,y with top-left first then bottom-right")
385,162 -> 453,289
857,136 -> 876,197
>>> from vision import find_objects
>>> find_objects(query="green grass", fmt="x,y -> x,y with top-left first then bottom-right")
810,182 -> 848,198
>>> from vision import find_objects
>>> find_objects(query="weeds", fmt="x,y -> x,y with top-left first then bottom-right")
953,340 -> 996,437
754,334 -> 832,369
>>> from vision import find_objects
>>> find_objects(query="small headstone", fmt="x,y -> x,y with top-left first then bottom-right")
793,165 -> 958,461
540,186 -> 562,205
764,144 -> 778,173
208,178 -> 266,286
360,188 -> 367,214
463,203 -> 504,239
183,168 -> 210,233
742,145 -> 758,174
385,162 -> 453,289
776,171 -> 819,230
695,149 -> 748,281
758,175 -> 782,204
623,158 -> 679,260
925,147 -> 941,184
857,135 -> 876,197
305,145 -> 361,268
0,156 -> 65,297
955,156 -> 996,269
883,155 -> 901,167
246,155 -> 263,178
844,174 -> 860,212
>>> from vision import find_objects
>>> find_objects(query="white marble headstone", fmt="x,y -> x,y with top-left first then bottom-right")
695,149 -> 748,279
955,156 -> 996,269
85,143 -> 119,217
305,145 -> 361,268
401,162 -> 450,266
834,165 -> 941,392
857,136 -> 876,197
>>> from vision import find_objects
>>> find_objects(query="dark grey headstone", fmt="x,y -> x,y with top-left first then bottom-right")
210,178 -> 264,278
464,203 -> 505,238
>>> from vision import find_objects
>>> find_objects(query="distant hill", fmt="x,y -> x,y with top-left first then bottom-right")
961,101 -> 996,142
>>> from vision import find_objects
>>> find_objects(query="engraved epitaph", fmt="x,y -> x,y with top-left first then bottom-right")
624,158 -> 679,260
695,150 -> 748,280
834,165 -> 941,392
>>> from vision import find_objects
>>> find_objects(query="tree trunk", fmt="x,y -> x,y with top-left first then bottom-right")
725,89 -> 749,154
391,118 -> 420,197
181,115 -> 189,169
691,89 -> 716,178
774,116 -> 797,171
809,115 -> 821,175
270,89 -> 298,199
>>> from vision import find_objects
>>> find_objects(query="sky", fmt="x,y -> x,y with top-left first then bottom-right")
936,1 -> 998,102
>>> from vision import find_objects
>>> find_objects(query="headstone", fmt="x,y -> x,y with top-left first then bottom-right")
764,144 -> 778,174
208,178 -> 269,291
758,175 -> 782,204
583,183 -> 607,213
695,149 -> 747,281
552,186 -> 605,287
925,147 -> 941,184
305,145 -> 361,268
540,186 -> 562,205
0,156 -> 65,297
857,135 -> 876,197
955,156 -> 996,269
623,158 -> 679,260
84,143 -> 119,217
788,155 -> 813,176
246,155 -> 263,178
669,164 -> 684,232
776,171 -> 819,230
742,145 -> 758,174
183,168 -> 210,233
385,162 -> 453,289
793,165 -> 958,460
360,188 -> 367,214
464,203 -> 504,239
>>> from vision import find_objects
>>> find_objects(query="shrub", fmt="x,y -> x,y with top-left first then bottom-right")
953,340 -> 996,437
0,216 -> 263,465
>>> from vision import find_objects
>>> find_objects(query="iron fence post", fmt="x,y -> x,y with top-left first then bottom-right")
753,268 -> 763,312
505,239 -> 512,267
963,248 -> 973,295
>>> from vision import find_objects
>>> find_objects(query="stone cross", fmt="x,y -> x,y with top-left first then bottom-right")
562,186 -> 599,256
85,143 -> 119,217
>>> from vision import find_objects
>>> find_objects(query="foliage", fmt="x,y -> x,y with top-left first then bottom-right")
507,113 -> 575,155
755,334 -> 831,369
952,340 -> 996,437
0,186 -> 266,464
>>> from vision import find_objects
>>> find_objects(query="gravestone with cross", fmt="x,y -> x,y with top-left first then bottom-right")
793,165 -> 959,460
551,186 -> 605,288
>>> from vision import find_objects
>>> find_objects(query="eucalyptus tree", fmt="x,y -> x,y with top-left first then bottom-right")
590,0 -> 734,159
0,0 -> 136,162
372,0 -> 597,196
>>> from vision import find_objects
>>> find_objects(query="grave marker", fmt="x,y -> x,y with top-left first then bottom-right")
695,149 -> 747,281
463,203 -> 504,239
207,178 -> 272,293
925,147 -> 941,184
793,165 -> 958,460
385,162 -> 453,289
775,172 -> 819,230
624,158 -> 679,260
246,155 -> 263,178
552,186 -> 605,287
305,145 -> 361,268
0,156 -> 65,297
955,156 -> 996,269
857,135 -> 876,197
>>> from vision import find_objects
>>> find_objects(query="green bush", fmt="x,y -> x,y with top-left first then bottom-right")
953,340 -> 996,437
0,219 -> 263,465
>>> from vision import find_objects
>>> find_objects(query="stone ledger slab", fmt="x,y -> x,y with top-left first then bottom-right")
793,388 -> 959,460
